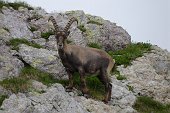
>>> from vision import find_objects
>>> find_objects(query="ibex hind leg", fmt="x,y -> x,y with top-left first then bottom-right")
98,69 -> 111,103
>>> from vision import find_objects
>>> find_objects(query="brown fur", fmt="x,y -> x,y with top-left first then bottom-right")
48,16 -> 115,103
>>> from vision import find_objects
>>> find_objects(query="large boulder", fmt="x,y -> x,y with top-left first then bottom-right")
0,45 -> 24,81
1,83 -> 89,113
18,44 -> 67,79
118,45 -> 170,103
0,7 -> 33,40
66,10 -> 131,51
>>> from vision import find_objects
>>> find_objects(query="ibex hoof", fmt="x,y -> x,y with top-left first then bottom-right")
102,99 -> 108,104
83,94 -> 90,98
65,86 -> 73,92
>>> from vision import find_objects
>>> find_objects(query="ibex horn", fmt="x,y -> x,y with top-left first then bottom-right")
64,17 -> 78,32
48,16 -> 59,32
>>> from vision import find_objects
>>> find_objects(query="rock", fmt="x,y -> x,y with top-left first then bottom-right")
1,83 -> 89,113
18,44 -> 67,79
118,45 -> 170,103
65,10 -> 131,51
110,77 -> 136,112
0,28 -> 11,44
0,8 -> 33,39
32,38 -> 46,47
31,80 -> 47,92
0,45 -> 24,81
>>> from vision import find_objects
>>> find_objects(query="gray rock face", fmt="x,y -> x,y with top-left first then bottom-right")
0,7 -> 33,39
65,10 -> 131,51
118,45 -> 170,103
18,44 -> 67,79
110,77 -> 136,110
1,83 -> 89,113
0,45 -> 24,81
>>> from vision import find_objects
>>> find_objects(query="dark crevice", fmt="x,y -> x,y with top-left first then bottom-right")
13,54 -> 30,67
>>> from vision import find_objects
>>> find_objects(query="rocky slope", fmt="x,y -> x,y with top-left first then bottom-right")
0,4 -> 169,113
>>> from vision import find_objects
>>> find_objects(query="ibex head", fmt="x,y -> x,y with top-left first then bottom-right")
48,16 -> 78,49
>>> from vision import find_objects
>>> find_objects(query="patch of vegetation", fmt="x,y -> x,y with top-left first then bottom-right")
133,96 -> 170,113
108,42 -> 152,66
127,84 -> 134,92
0,0 -> 33,10
66,39 -> 73,44
27,14 -> 43,22
78,24 -> 86,32
0,77 -> 30,93
41,31 -> 54,40
113,70 -> 126,80
87,20 -> 103,25
0,66 -> 58,93
3,27 -> 9,32
58,72 -> 105,100
0,95 -> 8,106
29,26 -> 37,32
7,38 -> 42,51
88,42 -> 102,49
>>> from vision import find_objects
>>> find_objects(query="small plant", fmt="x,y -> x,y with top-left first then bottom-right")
133,96 -> 170,113
108,42 -> 152,66
88,42 -> 102,49
3,27 -> 9,32
0,0 -> 33,10
66,39 -> 73,44
0,95 -> 8,106
0,77 -> 30,93
87,20 -> 103,25
7,38 -> 42,51
78,24 -> 86,32
41,31 -> 54,40
29,26 -> 37,32
127,84 -> 134,92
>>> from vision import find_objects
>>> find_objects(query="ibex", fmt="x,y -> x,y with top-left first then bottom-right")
48,16 -> 115,103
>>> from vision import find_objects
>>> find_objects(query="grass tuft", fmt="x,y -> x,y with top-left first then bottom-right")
0,95 -> 8,107
7,38 -> 42,51
133,96 -> 170,113
0,0 -> 33,10
41,31 -> 54,40
108,42 -> 152,66
78,24 -> 86,32
88,42 -> 102,49
29,26 -> 37,32
87,20 -> 103,25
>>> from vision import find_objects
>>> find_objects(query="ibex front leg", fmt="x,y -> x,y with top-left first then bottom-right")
79,67 -> 89,98
66,69 -> 74,92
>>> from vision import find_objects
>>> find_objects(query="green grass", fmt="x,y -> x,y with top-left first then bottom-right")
87,20 -> 103,25
58,72 -> 105,100
41,31 -> 54,40
0,0 -> 33,10
133,96 -> 170,113
78,24 -> 86,32
0,66 -> 58,93
3,27 -> 9,32
0,95 -> 8,107
88,42 -> 102,49
7,38 -> 42,51
29,26 -> 37,32
108,42 -> 152,66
